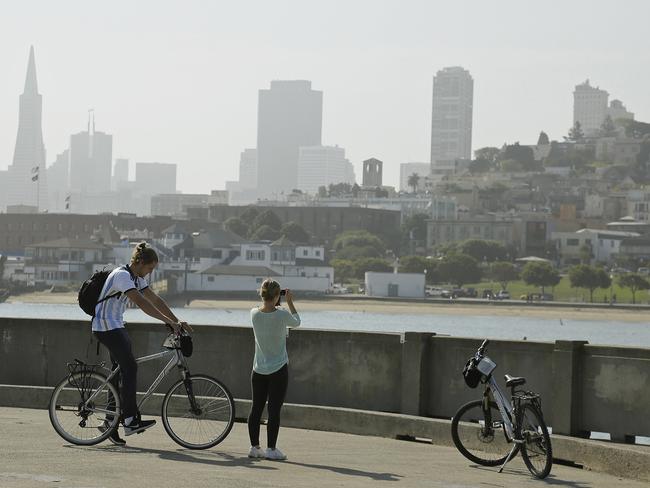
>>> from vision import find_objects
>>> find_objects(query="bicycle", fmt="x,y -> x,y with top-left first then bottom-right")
48,331 -> 235,450
451,339 -> 553,479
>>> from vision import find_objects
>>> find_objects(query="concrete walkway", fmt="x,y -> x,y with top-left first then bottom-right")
0,407 -> 644,488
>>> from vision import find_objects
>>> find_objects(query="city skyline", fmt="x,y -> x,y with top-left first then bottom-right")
1,1 -> 649,195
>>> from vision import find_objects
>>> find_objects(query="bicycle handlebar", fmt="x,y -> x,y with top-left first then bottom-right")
476,339 -> 489,356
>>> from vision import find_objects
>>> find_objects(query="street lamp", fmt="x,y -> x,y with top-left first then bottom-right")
609,273 -> 614,306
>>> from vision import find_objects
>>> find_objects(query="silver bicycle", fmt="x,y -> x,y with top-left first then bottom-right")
451,339 -> 553,479
48,332 -> 235,449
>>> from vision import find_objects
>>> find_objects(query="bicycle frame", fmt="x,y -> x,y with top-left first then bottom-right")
484,376 -> 517,440
81,346 -> 188,414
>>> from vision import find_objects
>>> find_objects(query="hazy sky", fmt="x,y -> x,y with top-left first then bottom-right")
1,1 -> 648,193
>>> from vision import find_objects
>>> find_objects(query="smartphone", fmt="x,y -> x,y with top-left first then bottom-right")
280,289 -> 287,296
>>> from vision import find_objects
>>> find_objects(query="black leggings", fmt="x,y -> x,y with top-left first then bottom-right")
247,364 -> 288,448
94,328 -> 138,420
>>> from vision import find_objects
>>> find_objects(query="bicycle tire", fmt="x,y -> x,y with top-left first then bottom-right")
451,399 -> 517,466
48,370 -> 121,446
161,374 -> 235,450
519,403 -> 553,479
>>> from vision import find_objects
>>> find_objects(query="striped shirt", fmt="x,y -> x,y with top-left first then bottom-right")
91,266 -> 148,332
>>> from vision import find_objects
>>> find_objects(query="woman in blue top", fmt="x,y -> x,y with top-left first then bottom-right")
247,279 -> 300,461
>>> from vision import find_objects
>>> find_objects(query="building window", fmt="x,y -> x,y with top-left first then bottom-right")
246,250 -> 265,261
566,239 -> 579,246
303,250 -> 308,256
207,276 -> 215,282
315,250 -> 321,257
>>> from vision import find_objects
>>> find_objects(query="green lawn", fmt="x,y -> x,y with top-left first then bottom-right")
462,276 -> 649,304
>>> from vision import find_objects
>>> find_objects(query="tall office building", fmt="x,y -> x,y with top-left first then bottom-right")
362,158 -> 383,187
297,145 -> 355,194
69,113 -> 113,195
430,67 -> 473,167
573,80 -> 609,136
5,46 -> 48,210
112,158 -> 129,190
256,80 -> 323,198
238,148 -> 257,190
46,150 -> 69,212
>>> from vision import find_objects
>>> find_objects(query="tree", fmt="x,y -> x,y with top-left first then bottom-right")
568,264 -> 611,303
600,115 -> 618,137
328,182 -> 352,197
317,186 -> 327,198
407,173 -> 420,193
223,217 -> 249,238
488,262 -> 519,290
617,273 -> 650,304
251,209 -> 282,231
565,121 -> 585,142
401,213 -> 428,255
537,131 -> 550,145
457,239 -> 508,263
333,230 -> 386,255
280,221 -> 310,244
352,257 -> 392,280
500,143 -> 535,170
469,158 -> 492,173
579,244 -> 593,264
249,224 -> 281,241
521,262 -> 560,295
331,259 -> 355,282
500,158 -> 524,172
240,206 -> 260,225
398,255 -> 439,283
474,147 -> 500,164
620,119 -> 650,139
437,253 -> 482,288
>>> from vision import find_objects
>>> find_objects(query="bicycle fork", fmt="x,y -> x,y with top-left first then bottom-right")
180,369 -> 202,415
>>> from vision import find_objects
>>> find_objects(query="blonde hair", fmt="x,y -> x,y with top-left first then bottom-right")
130,242 -> 159,265
259,278 -> 281,301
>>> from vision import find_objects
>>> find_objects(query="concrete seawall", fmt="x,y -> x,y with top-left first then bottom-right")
1,316 -> 649,444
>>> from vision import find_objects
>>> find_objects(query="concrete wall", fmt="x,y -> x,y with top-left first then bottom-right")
1,317 -> 649,441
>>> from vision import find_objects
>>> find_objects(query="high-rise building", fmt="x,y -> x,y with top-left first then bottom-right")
69,113 -> 113,195
46,150 -> 69,212
607,99 -> 634,122
239,148 -> 257,190
573,80 -> 609,136
297,145 -> 355,194
430,67 -> 473,168
400,162 -> 430,192
256,80 -> 322,197
5,46 -> 48,211
362,158 -> 383,187
112,158 -> 129,191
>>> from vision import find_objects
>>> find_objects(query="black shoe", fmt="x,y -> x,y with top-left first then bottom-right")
124,418 -> 156,436
99,422 -> 126,446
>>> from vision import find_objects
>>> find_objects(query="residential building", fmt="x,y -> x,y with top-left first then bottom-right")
551,228 -> 640,265
607,99 -> 634,122
430,67 -> 473,167
257,80 -> 323,197
297,145 -> 355,194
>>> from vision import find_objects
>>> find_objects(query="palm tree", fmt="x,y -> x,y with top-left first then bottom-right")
407,173 -> 420,193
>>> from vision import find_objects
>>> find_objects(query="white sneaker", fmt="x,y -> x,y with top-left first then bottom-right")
248,446 -> 265,458
265,447 -> 287,460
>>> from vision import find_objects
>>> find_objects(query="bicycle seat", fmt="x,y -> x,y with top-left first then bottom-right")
504,374 -> 526,388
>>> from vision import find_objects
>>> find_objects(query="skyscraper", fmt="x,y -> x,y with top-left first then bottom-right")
297,145 -> 355,194
5,46 -> 48,210
112,158 -> 129,191
430,67 -> 473,168
238,148 -> 257,190
362,158 -> 383,187
256,80 -> 323,198
69,112 -> 113,195
573,80 -> 609,136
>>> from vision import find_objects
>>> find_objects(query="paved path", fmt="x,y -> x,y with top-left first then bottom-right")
0,407 -> 643,488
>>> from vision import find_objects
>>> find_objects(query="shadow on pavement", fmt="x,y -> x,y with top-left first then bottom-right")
62,444 -> 276,471
469,464 -> 593,487
284,460 -> 402,481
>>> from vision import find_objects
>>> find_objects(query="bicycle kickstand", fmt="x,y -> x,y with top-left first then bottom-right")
498,443 -> 519,473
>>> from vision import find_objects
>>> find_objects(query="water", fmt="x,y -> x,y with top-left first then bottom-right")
1,302 -> 649,347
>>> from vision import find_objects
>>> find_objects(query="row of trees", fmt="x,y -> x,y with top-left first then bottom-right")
224,208 -> 311,243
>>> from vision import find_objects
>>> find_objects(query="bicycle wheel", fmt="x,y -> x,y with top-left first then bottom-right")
162,374 -> 235,449
519,403 -> 553,479
451,399 -> 517,466
49,370 -> 121,446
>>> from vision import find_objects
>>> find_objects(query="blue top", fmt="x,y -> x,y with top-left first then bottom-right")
250,307 -> 301,374
92,266 -> 148,332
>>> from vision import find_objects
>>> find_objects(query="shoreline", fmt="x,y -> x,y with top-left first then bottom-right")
6,291 -> 648,323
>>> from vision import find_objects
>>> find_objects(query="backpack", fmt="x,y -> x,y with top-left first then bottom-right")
78,265 -> 136,317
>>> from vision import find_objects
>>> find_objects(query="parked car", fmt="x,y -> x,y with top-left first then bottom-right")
328,284 -> 350,294
495,290 -> 511,300
425,286 -> 444,297
482,289 -> 494,299
637,267 -> 650,276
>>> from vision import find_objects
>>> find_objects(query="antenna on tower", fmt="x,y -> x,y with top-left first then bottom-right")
88,108 -> 95,135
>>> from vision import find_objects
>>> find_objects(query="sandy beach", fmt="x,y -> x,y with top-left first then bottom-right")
6,291 -> 648,323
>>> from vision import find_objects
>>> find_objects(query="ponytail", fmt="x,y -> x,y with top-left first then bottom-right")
130,241 -> 159,265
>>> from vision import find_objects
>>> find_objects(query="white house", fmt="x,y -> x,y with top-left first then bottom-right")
552,228 -> 640,265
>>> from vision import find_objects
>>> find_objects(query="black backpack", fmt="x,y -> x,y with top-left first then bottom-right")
78,265 -> 136,317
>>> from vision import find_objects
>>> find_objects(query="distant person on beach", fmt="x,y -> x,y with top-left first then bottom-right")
247,279 -> 301,461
